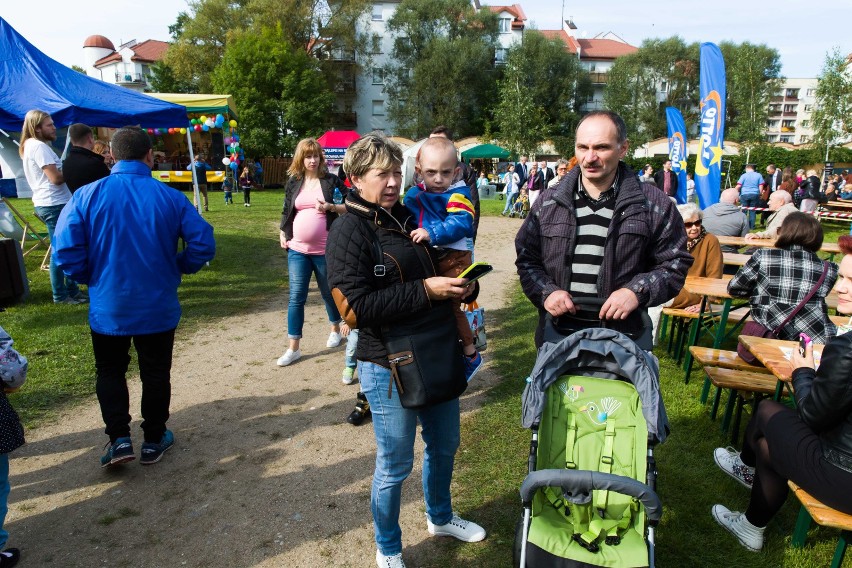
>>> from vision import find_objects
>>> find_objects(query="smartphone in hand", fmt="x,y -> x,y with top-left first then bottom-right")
458,262 -> 493,284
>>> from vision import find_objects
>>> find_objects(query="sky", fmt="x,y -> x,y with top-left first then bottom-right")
3,0 -> 850,78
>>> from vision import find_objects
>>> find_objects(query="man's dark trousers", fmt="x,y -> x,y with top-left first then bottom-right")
91,329 -> 175,444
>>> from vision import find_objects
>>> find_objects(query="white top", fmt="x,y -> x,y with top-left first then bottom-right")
22,139 -> 71,207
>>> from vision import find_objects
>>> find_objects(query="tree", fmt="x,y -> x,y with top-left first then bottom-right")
148,61 -> 198,93
383,0 -> 499,139
494,31 -> 591,156
720,42 -> 782,151
70,65 -> 86,74
603,37 -> 699,148
811,47 -> 852,161
212,25 -> 334,156
164,0 -> 372,93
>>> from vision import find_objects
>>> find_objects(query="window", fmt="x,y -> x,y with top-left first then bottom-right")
783,104 -> 796,113
801,120 -> 810,128
499,18 -> 512,33
769,104 -> 781,113
660,81 -> 668,94
372,67 -> 384,85
782,120 -> 795,128
806,88 -> 816,96
799,135 -> 810,144
767,134 -> 778,142
372,3 -> 382,20
766,120 -> 779,129
804,104 -> 814,112
371,100 -> 384,116
785,88 -> 799,98
780,135 -> 793,143
494,48 -> 508,64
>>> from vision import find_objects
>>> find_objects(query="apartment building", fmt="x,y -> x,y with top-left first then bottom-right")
765,78 -> 818,145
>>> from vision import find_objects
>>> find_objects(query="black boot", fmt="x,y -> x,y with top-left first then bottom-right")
0,548 -> 20,568
347,392 -> 371,426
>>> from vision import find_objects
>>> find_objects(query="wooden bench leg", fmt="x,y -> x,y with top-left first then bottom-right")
720,389 -> 737,433
831,530 -> 849,568
659,312 -> 669,345
709,386 -> 723,420
700,377 -> 713,404
730,393 -> 746,445
792,505 -> 813,548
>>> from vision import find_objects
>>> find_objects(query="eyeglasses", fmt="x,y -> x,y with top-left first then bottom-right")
557,167 -> 568,172
684,219 -> 702,228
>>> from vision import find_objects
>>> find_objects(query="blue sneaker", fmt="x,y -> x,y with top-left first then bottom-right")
463,352 -> 483,382
100,437 -> 135,468
140,430 -> 175,465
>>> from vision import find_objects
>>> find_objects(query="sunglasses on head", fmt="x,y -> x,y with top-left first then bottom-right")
684,219 -> 702,228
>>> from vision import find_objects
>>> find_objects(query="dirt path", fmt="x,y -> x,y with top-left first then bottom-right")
7,215 -> 526,567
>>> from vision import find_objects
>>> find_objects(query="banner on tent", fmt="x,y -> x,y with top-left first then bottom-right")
694,42 -> 727,208
152,171 -> 226,184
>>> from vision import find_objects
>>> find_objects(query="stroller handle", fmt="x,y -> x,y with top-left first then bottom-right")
544,298 -> 653,349
520,469 -> 662,523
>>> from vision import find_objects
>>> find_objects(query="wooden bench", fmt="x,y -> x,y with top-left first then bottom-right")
660,307 -> 722,361
789,481 -> 852,568
689,346 -> 771,374
704,367 -> 780,442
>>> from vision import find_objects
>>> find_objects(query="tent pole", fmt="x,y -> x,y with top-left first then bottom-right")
60,127 -> 71,160
186,130 -> 202,214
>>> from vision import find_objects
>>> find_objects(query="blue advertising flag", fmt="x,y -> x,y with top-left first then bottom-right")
665,107 -> 689,204
694,42 -> 727,208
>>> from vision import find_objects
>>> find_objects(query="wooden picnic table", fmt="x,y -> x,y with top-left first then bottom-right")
716,235 -> 841,255
723,252 -> 751,267
737,335 -> 825,400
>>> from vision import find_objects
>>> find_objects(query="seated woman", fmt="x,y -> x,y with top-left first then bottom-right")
712,234 -> 852,552
728,212 -> 837,344
669,203 -> 723,312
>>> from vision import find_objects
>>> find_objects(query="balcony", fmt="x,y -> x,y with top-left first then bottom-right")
327,49 -> 356,62
330,111 -> 357,129
115,73 -> 145,84
333,79 -> 357,95
780,126 -> 796,133
588,72 -> 608,84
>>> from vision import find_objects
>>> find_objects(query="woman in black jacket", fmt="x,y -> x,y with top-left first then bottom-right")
276,138 -> 347,367
326,134 -> 485,568
712,234 -> 852,552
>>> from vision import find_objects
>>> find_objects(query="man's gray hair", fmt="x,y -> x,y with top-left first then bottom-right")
110,126 -> 152,161
771,190 -> 792,204
719,188 -> 739,204
576,110 -> 628,144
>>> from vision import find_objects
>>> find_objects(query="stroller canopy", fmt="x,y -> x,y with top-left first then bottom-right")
521,327 -> 670,443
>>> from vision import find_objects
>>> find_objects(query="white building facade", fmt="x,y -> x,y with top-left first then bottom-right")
82,35 -> 168,93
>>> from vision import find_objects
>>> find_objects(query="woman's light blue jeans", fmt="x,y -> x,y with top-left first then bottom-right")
358,361 -> 460,556
286,249 -> 341,339
35,204 -> 80,302
345,329 -> 359,369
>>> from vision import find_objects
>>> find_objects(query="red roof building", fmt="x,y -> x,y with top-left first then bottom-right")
82,37 -> 170,93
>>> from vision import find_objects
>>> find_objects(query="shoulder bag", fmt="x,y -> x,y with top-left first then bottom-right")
737,262 -> 829,365
366,223 -> 466,409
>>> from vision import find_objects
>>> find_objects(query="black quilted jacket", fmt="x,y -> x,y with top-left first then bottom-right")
326,191 -> 444,366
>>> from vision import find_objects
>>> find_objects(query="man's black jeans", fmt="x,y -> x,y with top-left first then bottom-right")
91,329 -> 175,444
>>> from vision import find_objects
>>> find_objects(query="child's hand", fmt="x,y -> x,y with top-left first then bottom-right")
410,228 -> 430,243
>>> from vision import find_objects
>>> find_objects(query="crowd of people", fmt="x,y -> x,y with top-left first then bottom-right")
5,107 -> 852,568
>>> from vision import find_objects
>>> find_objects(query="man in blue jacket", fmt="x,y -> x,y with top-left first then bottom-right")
54,126 -> 216,468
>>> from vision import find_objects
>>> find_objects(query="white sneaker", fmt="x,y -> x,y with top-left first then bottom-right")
714,446 -> 755,489
711,504 -> 764,552
427,513 -> 486,542
326,331 -> 342,348
376,550 -> 406,568
276,349 -> 302,366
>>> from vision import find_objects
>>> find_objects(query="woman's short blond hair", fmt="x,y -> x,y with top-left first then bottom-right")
343,133 -> 403,179
288,138 -> 327,178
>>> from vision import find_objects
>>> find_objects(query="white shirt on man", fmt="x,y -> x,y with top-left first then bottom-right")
22,139 -> 72,207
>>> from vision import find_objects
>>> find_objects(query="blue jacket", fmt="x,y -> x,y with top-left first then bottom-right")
403,181 -> 474,249
54,160 -> 216,335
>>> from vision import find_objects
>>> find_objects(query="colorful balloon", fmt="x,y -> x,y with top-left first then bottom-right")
222,158 -> 231,166
194,124 -> 202,132
199,115 -> 207,123
179,128 -> 187,135
229,120 -> 237,128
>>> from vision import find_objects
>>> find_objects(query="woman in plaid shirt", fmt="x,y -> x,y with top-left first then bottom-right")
728,212 -> 837,343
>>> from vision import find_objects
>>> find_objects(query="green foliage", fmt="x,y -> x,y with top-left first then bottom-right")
148,60 -> 198,94
70,65 -> 86,74
811,47 -> 852,159
720,42 -> 782,149
212,25 -> 334,156
604,37 -> 699,147
384,0 -> 499,139
494,31 -> 591,157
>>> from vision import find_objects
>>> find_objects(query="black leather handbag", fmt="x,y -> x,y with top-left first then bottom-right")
366,223 -> 466,409
383,301 -> 466,409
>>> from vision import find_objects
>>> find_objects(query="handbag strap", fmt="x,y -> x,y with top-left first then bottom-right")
773,261 -> 829,335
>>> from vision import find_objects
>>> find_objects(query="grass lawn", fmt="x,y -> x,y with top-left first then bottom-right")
2,188 -> 287,425
4,187 -> 851,565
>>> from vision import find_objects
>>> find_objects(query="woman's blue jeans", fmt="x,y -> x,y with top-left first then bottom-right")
0,453 -> 9,549
358,361 -> 460,555
345,329 -> 359,369
286,249 -> 341,339
34,204 -> 80,302
502,191 -> 519,214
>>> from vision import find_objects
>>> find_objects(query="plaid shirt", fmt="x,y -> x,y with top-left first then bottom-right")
728,245 -> 838,343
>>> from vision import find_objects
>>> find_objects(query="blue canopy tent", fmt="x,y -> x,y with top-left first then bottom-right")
0,17 -> 195,200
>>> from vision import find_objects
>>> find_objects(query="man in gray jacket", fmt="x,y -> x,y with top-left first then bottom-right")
701,188 -> 749,253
